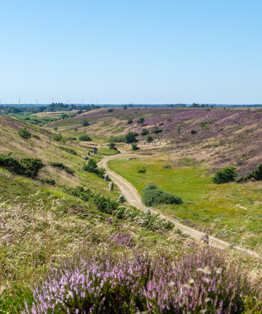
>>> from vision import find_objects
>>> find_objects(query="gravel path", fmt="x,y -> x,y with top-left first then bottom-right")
99,153 -> 261,259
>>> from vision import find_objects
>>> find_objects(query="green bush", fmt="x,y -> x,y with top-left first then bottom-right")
18,127 -> 31,139
250,165 -> 262,181
82,119 -> 89,127
108,109 -> 114,112
109,142 -> 117,150
159,122 -> 164,126
31,134 -> 40,139
127,119 -> 132,124
53,133 -> 64,142
146,135 -> 153,143
49,162 -> 74,175
137,117 -> 144,124
0,154 -> 45,178
162,164 -> 171,169
39,178 -> 56,185
141,129 -> 149,136
125,132 -> 138,143
152,128 -> 162,134
67,137 -> 77,140
212,166 -> 237,184
78,134 -> 92,141
56,146 -> 77,155
131,143 -> 139,150
190,130 -> 197,134
83,158 -> 106,178
137,166 -> 147,173
142,184 -> 182,206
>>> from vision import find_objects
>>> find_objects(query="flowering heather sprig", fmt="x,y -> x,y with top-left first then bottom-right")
23,248 -> 259,313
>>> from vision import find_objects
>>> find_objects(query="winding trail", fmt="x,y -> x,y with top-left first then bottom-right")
99,153 -> 261,259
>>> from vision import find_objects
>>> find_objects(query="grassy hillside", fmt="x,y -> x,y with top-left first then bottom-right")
1,113 -> 262,312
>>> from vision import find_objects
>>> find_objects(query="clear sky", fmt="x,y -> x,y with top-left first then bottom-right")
0,0 -> 262,104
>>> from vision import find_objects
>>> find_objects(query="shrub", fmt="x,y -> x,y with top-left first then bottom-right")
109,142 -> 117,150
146,135 -> 153,143
56,146 -> 77,155
18,127 -> 31,139
53,133 -> 63,142
108,108 -> 114,112
159,122 -> 164,126
83,158 -> 106,178
137,117 -> 144,124
53,126 -> 58,131
141,129 -> 149,136
142,184 -> 182,206
78,134 -> 92,141
190,129 -> 197,134
137,166 -> 147,173
0,154 -> 45,178
39,178 -> 56,185
49,162 -> 74,175
31,134 -> 40,139
131,143 -> 139,150
250,164 -> 262,181
213,144 -> 218,148
162,164 -> 171,169
125,132 -> 138,143
127,118 -> 132,124
67,137 -> 77,140
82,119 -> 89,127
212,166 -> 237,184
152,128 -> 162,134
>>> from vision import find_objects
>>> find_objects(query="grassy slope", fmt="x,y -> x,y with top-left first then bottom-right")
108,156 -> 262,252
0,115 -> 185,312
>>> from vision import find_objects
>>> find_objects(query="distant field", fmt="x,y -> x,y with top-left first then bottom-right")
108,156 -> 262,252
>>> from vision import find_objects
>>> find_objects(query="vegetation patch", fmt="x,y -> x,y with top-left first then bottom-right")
49,162 -> 74,175
56,146 -> 77,155
0,154 -> 45,178
83,159 -> 106,178
78,134 -> 92,141
142,184 -> 182,206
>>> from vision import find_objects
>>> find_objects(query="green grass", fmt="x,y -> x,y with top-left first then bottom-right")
108,157 -> 262,252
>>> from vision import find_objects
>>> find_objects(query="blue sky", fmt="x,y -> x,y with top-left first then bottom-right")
0,0 -> 262,104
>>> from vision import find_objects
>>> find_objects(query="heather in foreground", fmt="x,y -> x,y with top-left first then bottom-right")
24,248 -> 261,314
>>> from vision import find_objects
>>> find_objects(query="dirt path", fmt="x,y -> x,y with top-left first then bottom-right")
99,153 -> 261,259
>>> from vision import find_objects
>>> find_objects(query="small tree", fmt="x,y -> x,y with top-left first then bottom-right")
125,132 -> 137,143
137,117 -> 144,124
82,119 -> 89,127
18,127 -> 31,139
127,119 -> 132,124
141,129 -> 149,136
53,133 -> 63,142
131,143 -> 139,150
146,135 -> 153,143
123,106 -> 127,110
109,142 -> 117,150
54,126 -> 58,131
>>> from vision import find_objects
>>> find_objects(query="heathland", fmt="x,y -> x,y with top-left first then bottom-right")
1,105 -> 262,313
